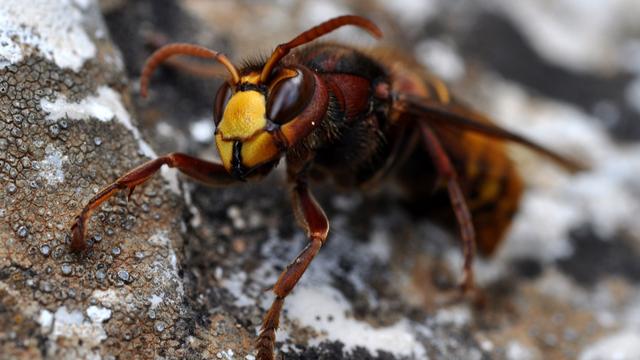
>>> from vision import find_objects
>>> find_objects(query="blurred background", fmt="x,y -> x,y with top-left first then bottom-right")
99,0 -> 640,359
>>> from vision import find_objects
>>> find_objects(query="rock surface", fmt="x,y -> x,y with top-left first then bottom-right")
2,0 -> 640,359
0,1 -> 186,358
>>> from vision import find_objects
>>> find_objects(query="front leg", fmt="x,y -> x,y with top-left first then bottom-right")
256,178 -> 329,360
71,152 -> 236,252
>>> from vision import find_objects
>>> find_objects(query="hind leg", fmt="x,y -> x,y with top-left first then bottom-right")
419,123 -> 477,293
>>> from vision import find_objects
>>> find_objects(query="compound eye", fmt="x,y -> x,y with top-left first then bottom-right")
267,70 -> 312,124
213,82 -> 232,125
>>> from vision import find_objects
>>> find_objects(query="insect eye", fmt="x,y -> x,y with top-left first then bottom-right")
213,82 -> 232,125
267,70 -> 312,125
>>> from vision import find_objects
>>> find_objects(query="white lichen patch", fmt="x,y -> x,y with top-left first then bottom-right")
147,230 -> 185,300
92,287 -> 150,313
38,309 -> 54,332
148,294 -> 164,309
51,306 -> 84,336
40,86 -> 181,194
0,0 -> 96,70
50,306 -> 108,345
32,306 -> 112,359
41,86 -> 127,124
91,288 -> 122,307
86,305 -> 112,323
90,233 -> 184,315
285,284 -> 427,358
41,86 -> 156,156
36,144 -> 68,186
580,331 -> 640,360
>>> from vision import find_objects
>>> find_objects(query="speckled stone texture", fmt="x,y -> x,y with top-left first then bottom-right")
0,1 -> 187,359
3,0 -> 640,359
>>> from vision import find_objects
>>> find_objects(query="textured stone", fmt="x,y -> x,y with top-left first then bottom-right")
3,1 -> 640,359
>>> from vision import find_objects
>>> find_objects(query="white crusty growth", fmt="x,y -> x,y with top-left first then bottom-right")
40,86 -> 181,194
0,0 -> 96,70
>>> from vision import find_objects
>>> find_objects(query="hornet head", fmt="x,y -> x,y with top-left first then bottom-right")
213,66 -> 317,180
139,16 -> 382,180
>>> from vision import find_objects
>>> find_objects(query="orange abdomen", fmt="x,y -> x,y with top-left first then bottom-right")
387,56 -> 525,256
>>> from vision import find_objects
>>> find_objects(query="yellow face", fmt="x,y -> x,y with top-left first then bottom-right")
213,68 -> 313,179
217,90 -> 267,140
214,88 -> 279,177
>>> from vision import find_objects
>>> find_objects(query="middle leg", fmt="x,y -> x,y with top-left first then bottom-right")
256,179 -> 329,360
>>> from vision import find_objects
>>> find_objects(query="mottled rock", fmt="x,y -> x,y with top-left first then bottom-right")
3,1 -> 640,360
0,0 -> 186,358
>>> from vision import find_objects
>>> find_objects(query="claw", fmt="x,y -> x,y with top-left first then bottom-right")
70,216 -> 87,252
454,274 -> 487,308
127,186 -> 136,201
460,271 -> 475,295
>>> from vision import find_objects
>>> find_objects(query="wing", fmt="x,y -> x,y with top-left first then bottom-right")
394,93 -> 587,173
